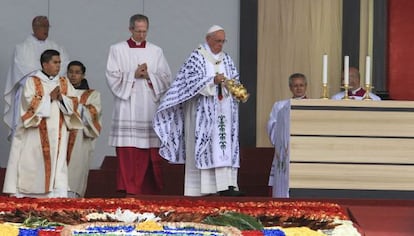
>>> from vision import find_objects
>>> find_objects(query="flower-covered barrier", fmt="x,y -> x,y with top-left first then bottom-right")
0,196 -> 360,235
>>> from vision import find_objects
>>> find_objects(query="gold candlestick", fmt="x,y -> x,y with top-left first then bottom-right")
363,84 -> 373,100
321,83 -> 329,99
342,84 -> 350,100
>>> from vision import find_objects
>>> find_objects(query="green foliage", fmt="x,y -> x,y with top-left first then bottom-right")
202,211 -> 264,230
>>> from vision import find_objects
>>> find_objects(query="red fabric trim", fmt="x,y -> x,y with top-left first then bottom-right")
127,38 -> 146,48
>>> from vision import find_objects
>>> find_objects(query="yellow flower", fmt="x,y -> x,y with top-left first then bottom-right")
0,223 -> 19,236
136,220 -> 163,231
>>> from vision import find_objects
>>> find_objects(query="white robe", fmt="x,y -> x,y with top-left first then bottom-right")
106,40 -> 172,148
67,89 -> 102,197
3,34 -> 69,140
331,87 -> 381,101
3,71 -> 82,198
154,44 -> 240,196
266,99 -> 291,198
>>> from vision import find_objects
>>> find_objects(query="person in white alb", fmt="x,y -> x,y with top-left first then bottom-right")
66,61 -> 102,198
3,49 -> 82,198
106,14 -> 172,196
3,16 -> 69,140
331,67 -> 381,100
153,25 -> 244,197
267,73 -> 308,198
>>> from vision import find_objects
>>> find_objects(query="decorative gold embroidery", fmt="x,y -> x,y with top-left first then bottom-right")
81,90 -> 101,132
59,77 -> 68,95
38,118 -> 51,193
21,76 -> 44,122
67,130 -> 78,164
85,104 -> 102,133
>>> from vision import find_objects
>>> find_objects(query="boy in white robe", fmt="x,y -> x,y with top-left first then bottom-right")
3,49 -> 82,198
66,61 -> 102,198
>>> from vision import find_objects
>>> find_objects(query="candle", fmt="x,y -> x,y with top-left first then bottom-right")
365,56 -> 371,85
344,56 -> 349,85
322,54 -> 328,84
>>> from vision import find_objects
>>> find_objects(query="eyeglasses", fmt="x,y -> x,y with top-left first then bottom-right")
213,39 -> 227,44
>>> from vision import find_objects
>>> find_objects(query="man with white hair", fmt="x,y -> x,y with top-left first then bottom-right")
3,16 -> 69,140
154,25 -> 244,197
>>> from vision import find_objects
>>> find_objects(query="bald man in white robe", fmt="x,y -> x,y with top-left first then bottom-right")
3,16 -> 69,140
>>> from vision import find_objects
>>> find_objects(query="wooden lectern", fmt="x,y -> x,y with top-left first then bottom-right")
289,99 -> 414,191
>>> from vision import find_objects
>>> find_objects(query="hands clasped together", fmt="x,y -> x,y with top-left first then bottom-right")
50,86 -> 62,102
135,63 -> 149,79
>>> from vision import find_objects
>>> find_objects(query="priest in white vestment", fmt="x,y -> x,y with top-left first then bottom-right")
66,61 -> 102,198
106,14 -> 172,195
3,16 -> 69,140
3,49 -> 82,198
154,25 -> 243,197
267,73 -> 308,198
331,67 -> 381,101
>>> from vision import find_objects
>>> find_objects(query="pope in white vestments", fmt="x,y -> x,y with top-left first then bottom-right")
153,25 -> 243,196
3,50 -> 82,198
3,16 -> 69,140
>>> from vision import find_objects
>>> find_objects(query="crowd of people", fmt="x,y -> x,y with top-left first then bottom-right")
1,14 -> 382,199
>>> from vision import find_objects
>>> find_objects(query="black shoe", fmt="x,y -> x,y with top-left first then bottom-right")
218,186 -> 245,197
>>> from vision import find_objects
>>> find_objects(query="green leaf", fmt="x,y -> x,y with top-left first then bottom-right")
202,211 -> 264,230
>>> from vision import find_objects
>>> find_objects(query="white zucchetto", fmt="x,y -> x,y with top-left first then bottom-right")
207,25 -> 224,35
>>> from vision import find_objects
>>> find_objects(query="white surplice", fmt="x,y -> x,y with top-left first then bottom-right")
3,34 -> 69,140
106,40 -> 172,148
266,99 -> 291,198
67,88 -> 102,197
3,71 -> 82,198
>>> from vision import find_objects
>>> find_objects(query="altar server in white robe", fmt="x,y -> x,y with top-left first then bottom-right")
106,14 -> 172,195
331,67 -> 381,100
154,25 -> 243,197
66,61 -> 102,198
3,49 -> 82,198
267,73 -> 308,198
3,16 -> 69,140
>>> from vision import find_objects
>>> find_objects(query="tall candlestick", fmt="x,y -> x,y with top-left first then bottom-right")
344,56 -> 349,85
365,56 -> 371,85
322,54 -> 328,84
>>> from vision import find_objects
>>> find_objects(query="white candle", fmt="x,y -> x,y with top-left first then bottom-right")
322,54 -> 328,84
344,56 -> 349,85
365,56 -> 371,85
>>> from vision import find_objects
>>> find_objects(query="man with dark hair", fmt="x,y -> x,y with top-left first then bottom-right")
3,49 -> 82,198
66,61 -> 102,198
106,14 -> 172,195
4,16 -> 69,140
